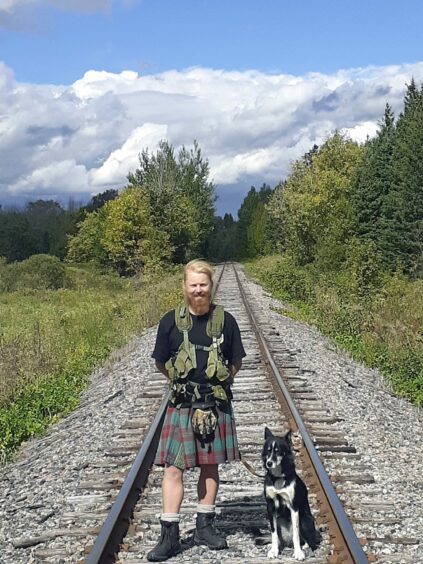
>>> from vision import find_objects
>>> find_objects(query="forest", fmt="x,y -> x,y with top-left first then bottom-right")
0,81 -> 422,460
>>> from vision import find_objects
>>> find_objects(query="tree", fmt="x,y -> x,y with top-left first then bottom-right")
351,103 -> 400,268
67,140 -> 216,273
85,189 -> 119,213
0,212 -> 37,261
236,184 -> 272,258
391,80 -> 423,274
267,133 -> 363,268
101,186 -> 171,275
206,214 -> 238,262
66,207 -> 108,265
67,187 -> 171,274
128,140 -> 215,263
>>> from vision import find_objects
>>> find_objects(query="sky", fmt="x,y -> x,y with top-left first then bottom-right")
1,0 -> 423,216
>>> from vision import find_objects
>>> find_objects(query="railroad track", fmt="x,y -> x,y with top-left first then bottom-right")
4,262 -> 420,563
84,263 -> 372,564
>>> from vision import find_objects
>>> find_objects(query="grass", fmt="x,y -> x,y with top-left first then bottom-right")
0,263 -> 183,462
245,255 -> 423,407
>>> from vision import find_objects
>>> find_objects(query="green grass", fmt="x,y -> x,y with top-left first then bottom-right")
0,264 -> 183,462
246,255 -> 423,407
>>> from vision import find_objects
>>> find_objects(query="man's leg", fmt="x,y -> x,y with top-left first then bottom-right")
194,464 -> 227,550
197,463 -> 219,504
147,466 -> 184,562
163,465 -> 184,513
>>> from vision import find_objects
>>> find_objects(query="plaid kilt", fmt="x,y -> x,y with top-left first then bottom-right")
154,403 -> 240,470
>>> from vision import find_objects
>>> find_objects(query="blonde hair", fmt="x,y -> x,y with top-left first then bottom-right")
183,259 -> 214,297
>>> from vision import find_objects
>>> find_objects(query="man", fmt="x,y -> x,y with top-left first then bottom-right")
147,259 -> 246,562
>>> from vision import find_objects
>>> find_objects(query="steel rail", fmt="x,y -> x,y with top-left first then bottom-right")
85,263 -> 226,563
233,263 -> 368,564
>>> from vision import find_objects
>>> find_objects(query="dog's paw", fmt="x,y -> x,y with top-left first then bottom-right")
267,546 -> 279,558
294,547 -> 306,561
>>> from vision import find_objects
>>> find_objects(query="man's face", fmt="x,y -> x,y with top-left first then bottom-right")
184,270 -> 212,309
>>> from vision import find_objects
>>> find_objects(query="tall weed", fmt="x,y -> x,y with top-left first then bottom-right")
0,264 -> 182,461
246,256 -> 422,406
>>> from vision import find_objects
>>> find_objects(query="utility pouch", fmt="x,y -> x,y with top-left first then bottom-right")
191,407 -> 218,438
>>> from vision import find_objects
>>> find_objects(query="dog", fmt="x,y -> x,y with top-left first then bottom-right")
262,427 -> 321,560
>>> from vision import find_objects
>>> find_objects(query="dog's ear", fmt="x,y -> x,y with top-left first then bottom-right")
264,427 -> 273,440
284,429 -> 293,446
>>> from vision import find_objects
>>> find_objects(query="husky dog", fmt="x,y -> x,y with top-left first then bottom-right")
262,427 -> 321,560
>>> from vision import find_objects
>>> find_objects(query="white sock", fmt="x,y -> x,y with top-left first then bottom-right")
197,504 -> 215,514
161,512 -> 180,522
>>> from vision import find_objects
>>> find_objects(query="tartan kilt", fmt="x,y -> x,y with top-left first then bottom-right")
154,403 -> 240,470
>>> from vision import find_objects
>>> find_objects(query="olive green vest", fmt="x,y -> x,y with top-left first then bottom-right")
165,303 -> 231,402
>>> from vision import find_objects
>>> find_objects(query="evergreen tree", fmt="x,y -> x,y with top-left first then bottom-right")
0,212 -> 37,261
237,187 -> 261,258
246,184 -> 273,257
206,214 -> 238,262
237,184 -> 272,258
351,103 -> 400,268
392,80 -> 423,274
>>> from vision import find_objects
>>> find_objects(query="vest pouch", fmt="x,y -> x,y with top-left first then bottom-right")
174,348 -> 193,377
211,384 -> 228,402
164,358 -> 176,380
205,358 -> 217,379
191,407 -> 217,438
215,360 -> 231,382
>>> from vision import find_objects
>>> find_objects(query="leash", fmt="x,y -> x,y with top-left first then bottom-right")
240,455 -> 266,479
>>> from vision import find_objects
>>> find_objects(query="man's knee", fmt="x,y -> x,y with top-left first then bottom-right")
164,465 -> 184,482
199,463 -> 219,477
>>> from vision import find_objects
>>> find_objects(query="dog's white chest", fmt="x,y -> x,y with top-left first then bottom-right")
266,479 -> 296,506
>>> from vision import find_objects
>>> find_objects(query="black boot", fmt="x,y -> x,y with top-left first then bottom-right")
146,520 -> 181,562
194,512 -> 228,550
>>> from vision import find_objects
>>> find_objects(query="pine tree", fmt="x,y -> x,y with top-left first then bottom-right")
237,187 -> 261,258
351,103 -> 399,268
392,80 -> 423,274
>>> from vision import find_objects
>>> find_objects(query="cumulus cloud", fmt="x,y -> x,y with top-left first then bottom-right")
89,123 -> 168,187
1,60 -> 423,208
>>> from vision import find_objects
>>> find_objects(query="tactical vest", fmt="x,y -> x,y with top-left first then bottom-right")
165,303 -> 232,403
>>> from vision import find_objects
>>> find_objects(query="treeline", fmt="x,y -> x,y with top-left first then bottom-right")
2,82 -> 421,278
0,190 -> 118,263
68,141 -> 214,275
234,81 -> 423,405
0,141 -> 215,277
216,80 -> 423,278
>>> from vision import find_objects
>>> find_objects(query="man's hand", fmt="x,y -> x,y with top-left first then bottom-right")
228,360 -> 242,377
155,361 -> 169,378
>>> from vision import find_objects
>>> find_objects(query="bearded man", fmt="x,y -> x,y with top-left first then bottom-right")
147,259 -> 246,562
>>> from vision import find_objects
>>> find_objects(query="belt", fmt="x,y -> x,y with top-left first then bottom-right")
173,381 -> 216,408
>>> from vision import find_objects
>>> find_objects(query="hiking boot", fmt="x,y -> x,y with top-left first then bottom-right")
146,520 -> 181,562
194,512 -> 228,550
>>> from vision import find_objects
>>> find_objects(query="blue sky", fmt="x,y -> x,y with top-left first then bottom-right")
1,0 -> 423,215
3,0 -> 423,84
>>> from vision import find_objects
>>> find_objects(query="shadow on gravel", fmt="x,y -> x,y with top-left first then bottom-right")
176,494 -> 270,552
218,494 -> 270,546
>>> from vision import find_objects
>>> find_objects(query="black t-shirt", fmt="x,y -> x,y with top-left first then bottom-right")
152,305 -> 246,385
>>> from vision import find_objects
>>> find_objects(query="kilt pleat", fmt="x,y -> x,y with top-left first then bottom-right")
154,403 -> 240,470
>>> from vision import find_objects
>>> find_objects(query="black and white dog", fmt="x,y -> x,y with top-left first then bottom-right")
262,427 -> 321,560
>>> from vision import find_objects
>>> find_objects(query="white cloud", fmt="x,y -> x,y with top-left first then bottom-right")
11,160 -> 89,194
89,123 -> 167,187
341,121 -> 379,144
1,61 -> 423,207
